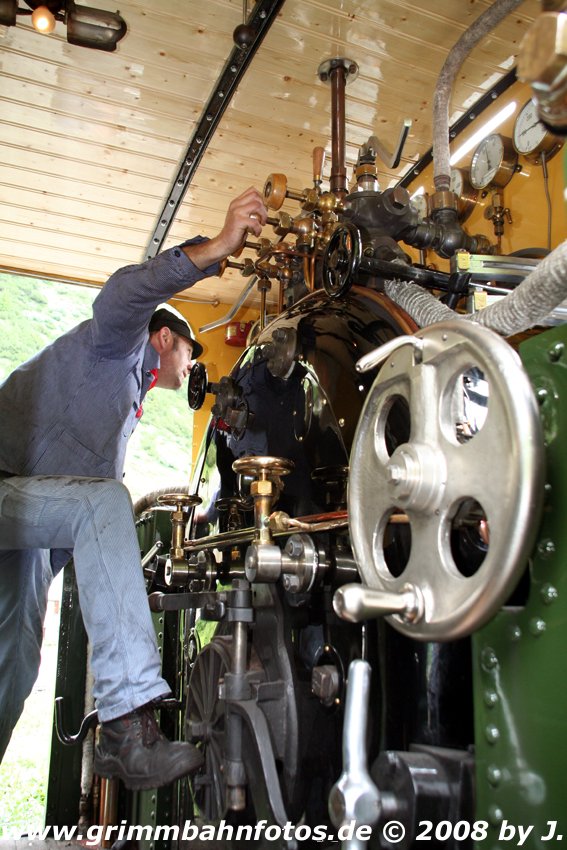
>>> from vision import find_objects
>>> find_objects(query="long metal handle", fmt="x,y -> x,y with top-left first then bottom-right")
199,275 -> 259,333
328,660 -> 381,849
367,118 -> 412,169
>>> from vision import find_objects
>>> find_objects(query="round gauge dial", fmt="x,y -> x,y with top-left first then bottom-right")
449,168 -> 478,222
470,134 -> 518,190
513,99 -> 564,164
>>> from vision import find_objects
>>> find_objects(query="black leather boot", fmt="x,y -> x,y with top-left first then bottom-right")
94,705 -> 203,790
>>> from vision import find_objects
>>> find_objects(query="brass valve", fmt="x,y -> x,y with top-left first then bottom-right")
232,456 -> 294,545
156,493 -> 202,586
264,146 -> 328,212
218,256 -> 256,277
484,191 -> 513,249
263,173 -> 305,211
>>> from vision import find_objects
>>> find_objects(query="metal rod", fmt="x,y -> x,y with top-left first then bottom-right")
330,65 -> 348,197
183,509 -> 407,553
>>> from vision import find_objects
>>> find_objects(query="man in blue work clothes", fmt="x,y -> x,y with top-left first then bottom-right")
0,187 -> 268,789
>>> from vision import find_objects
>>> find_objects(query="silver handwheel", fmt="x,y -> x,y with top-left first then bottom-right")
345,320 -> 544,640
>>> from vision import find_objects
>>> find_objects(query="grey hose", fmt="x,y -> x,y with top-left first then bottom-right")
432,0 -> 524,191
384,238 -> 567,335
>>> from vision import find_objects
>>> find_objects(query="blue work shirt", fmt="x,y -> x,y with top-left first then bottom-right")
0,238 -> 218,481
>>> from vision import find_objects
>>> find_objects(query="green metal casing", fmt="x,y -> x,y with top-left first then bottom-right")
473,324 -> 567,848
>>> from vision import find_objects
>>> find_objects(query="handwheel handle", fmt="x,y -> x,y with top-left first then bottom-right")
356,335 -> 424,373
333,582 -> 424,624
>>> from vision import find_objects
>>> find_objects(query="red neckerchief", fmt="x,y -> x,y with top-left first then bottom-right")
136,368 -> 159,419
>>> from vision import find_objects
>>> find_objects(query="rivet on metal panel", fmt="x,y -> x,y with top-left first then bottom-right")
541,583 -> 559,604
536,386 -> 549,405
529,617 -> 546,636
509,625 -> 522,642
488,805 -> 504,826
481,647 -> 499,671
537,538 -> 556,558
548,342 -> 564,361
484,689 -> 499,708
485,725 -> 500,744
487,765 -> 502,786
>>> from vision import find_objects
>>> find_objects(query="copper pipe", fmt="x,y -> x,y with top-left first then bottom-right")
330,65 -> 348,198
99,777 -> 119,848
303,254 -> 315,292
183,509 -> 410,553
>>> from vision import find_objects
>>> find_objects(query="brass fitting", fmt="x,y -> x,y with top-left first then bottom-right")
430,190 -> 459,213
517,11 -> 567,130
251,479 -> 274,497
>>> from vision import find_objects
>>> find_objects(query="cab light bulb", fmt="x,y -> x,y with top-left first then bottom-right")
31,6 -> 56,33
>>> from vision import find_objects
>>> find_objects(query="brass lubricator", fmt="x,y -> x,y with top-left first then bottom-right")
484,190 -> 513,252
156,493 -> 202,586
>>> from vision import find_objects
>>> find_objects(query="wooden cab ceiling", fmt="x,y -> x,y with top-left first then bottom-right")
0,0 -> 541,307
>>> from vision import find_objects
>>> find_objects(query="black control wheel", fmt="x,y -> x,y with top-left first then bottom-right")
322,222 -> 362,298
187,362 -> 208,410
185,637 -> 231,821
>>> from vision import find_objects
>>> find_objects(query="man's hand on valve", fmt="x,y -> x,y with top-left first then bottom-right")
185,187 -> 268,270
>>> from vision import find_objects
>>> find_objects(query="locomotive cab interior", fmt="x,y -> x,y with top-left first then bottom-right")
1,1 -> 567,848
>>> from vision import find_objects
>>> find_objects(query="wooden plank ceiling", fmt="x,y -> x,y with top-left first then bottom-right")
0,0 -> 540,307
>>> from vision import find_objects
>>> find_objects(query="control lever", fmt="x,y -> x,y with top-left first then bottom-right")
366,118 -> 412,170
55,697 -> 98,745
313,145 -> 326,187
328,660 -> 381,848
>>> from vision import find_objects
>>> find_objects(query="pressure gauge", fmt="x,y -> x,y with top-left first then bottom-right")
449,168 -> 478,222
470,134 -> 518,190
513,99 -> 564,164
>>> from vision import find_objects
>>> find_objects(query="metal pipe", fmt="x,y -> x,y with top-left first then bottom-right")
183,509 -> 407,554
330,65 -> 348,197
432,0 -> 524,191
99,778 -> 119,848
198,275 -> 259,333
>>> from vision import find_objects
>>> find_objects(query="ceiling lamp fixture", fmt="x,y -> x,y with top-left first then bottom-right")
0,0 -> 127,51
31,5 -> 56,32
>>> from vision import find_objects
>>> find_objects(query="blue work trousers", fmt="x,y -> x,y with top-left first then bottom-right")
0,475 -> 169,762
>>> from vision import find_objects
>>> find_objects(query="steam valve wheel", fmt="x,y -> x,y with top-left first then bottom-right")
188,362 -> 208,410
156,493 -> 202,510
322,222 -> 362,298
232,455 -> 294,480
346,320 -> 544,640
